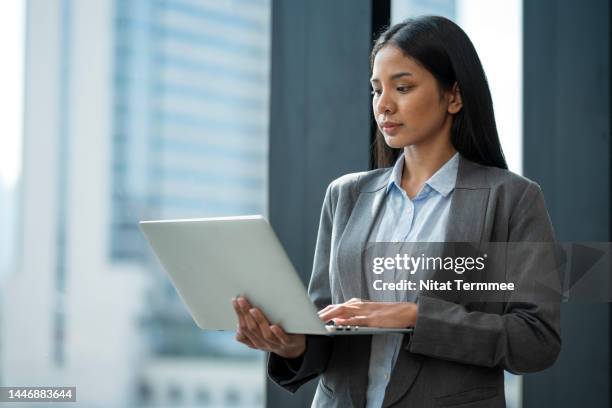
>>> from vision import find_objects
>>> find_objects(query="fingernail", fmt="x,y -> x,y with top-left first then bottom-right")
249,309 -> 257,316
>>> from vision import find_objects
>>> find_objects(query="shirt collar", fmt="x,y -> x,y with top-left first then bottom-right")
386,151 -> 460,198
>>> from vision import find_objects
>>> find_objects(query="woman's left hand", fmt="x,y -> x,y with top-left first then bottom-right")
318,298 -> 418,328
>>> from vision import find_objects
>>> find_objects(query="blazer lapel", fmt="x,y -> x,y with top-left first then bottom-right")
444,155 -> 490,243
336,172 -> 389,302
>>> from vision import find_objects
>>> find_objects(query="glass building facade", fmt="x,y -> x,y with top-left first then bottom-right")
111,1 -> 271,405
111,0 -> 270,261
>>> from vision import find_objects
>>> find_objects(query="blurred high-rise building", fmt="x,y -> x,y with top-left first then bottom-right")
111,0 -> 269,261
2,0 -> 270,406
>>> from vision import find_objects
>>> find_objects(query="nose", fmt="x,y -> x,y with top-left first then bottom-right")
374,90 -> 396,116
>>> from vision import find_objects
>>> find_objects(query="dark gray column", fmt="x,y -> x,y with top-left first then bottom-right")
266,1 -> 377,407
523,0 -> 611,406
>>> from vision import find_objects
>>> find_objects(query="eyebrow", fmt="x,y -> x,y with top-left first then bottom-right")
370,72 -> 413,83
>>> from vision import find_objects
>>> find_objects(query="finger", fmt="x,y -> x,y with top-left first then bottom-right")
235,327 -> 256,348
241,328 -> 267,349
317,303 -> 343,318
238,298 -> 258,330
237,317 -> 267,349
318,309 -> 341,322
249,307 -> 271,326
334,315 -> 369,326
235,300 -> 270,349
235,300 -> 266,346
317,304 -> 337,315
242,308 -> 267,344
319,305 -> 354,322
249,309 -> 281,346
270,325 -> 291,345
237,296 -> 253,311
233,299 -> 248,330
317,301 -> 358,316
232,298 -> 239,315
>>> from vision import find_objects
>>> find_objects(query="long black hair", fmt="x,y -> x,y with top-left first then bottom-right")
370,16 -> 508,169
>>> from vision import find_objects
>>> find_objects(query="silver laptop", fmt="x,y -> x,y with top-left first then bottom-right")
139,215 -> 413,336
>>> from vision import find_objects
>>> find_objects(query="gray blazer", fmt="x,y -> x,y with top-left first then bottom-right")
268,154 -> 561,407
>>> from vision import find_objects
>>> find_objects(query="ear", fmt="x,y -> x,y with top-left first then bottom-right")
447,82 -> 462,114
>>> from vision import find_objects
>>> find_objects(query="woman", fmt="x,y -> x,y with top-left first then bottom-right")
233,16 -> 561,407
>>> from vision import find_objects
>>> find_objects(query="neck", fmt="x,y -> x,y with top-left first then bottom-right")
401,135 -> 456,184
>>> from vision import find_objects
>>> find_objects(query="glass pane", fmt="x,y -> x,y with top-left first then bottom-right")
1,0 -> 270,407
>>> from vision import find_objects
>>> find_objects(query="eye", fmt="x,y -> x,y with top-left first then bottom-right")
371,89 -> 381,96
397,86 -> 413,93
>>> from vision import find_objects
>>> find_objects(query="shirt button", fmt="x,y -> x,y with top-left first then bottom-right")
384,373 -> 389,380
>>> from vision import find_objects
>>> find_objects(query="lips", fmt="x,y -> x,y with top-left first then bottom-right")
380,122 -> 402,134
382,124 -> 401,130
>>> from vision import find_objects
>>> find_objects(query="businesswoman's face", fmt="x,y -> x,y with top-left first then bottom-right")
370,45 -> 461,149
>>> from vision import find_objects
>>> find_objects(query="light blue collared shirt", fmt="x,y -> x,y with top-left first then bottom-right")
365,151 -> 459,408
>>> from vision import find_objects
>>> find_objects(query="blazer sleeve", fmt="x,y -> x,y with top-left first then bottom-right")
267,182 -> 337,392
407,182 -> 562,374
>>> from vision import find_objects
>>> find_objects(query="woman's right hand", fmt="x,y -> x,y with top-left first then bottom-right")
232,296 -> 306,359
